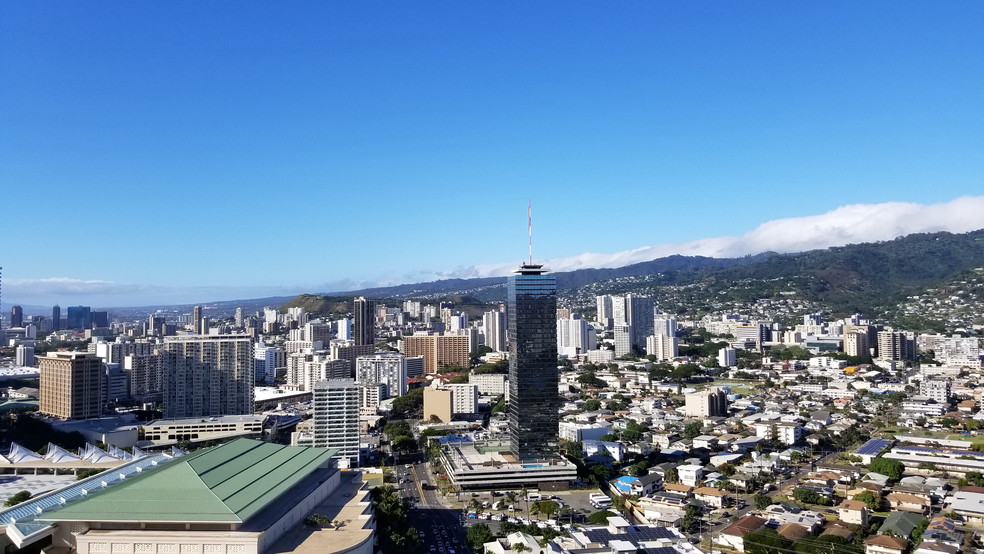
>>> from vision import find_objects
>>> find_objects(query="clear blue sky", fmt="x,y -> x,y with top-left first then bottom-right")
2,2 -> 982,307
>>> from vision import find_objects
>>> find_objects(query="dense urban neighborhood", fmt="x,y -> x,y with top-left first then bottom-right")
1,235 -> 984,554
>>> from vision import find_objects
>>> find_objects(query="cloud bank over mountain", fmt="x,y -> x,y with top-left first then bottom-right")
6,196 -> 984,307
468,196 -> 984,277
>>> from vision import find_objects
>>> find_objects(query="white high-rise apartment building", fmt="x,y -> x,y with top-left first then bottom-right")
718,347 -> 737,368
614,324 -> 633,357
654,314 -> 677,338
15,345 -> 35,367
611,296 -> 627,327
360,383 -> 386,411
288,352 -> 350,391
162,335 -> 254,418
646,333 -> 678,360
596,295 -> 614,329
301,379 -> 360,468
557,314 -> 597,357
355,352 -> 407,398
483,310 -> 507,352
336,318 -> 352,341
447,383 -> 479,415
254,343 -> 285,384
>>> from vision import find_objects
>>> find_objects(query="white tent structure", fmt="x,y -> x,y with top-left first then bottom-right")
7,443 -> 42,463
43,443 -> 82,464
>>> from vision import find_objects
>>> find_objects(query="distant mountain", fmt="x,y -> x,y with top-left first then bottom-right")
281,229 -> 984,321
325,253 -> 774,300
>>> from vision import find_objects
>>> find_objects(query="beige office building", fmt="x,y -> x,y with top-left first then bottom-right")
39,352 -> 103,419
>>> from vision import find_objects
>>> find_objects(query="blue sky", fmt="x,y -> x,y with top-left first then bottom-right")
2,2 -> 983,308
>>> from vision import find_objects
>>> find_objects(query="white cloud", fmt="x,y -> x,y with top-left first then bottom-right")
468,195 -> 984,276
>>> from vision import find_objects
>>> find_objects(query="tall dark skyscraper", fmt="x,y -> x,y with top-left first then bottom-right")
353,296 -> 376,346
67,306 -> 92,329
10,305 -> 23,328
52,305 -> 61,331
507,264 -> 560,461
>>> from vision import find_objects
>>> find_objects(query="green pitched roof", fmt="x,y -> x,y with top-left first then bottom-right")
40,438 -> 335,523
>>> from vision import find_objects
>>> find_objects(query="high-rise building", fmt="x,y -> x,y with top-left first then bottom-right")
843,331 -> 869,358
67,306 -> 92,329
306,379 -> 361,468
192,305 -> 204,334
10,305 -> 23,328
254,343 -> 286,384
718,347 -> 737,368
557,313 -> 596,357
654,314 -> 677,338
162,335 -> 254,418
400,334 -> 470,373
336,318 -> 352,341
646,333 -> 678,360
507,264 -> 560,461
483,310 -> 507,352
124,352 -> 165,398
355,352 -> 407,398
613,324 -> 633,357
15,345 -> 35,367
684,387 -> 728,417
52,305 -> 61,331
596,295 -> 613,329
626,294 -> 654,349
877,330 -> 916,362
39,352 -> 104,419
353,297 -> 376,346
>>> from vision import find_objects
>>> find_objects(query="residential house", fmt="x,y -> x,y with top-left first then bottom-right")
885,492 -> 930,515
693,487 -> 730,509
864,535 -> 908,554
662,483 -> 694,499
717,515 -> 767,553
837,499 -> 869,526
676,464 -> 704,487
944,486 -> 984,524
777,523 -> 811,542
879,511 -> 925,539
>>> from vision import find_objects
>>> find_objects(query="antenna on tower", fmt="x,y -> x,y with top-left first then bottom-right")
527,201 -> 533,266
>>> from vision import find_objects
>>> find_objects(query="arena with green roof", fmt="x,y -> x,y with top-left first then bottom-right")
7,438 -> 376,554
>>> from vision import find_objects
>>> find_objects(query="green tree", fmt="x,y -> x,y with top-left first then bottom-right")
868,458 -> 904,481
4,490 -> 31,507
680,504 -> 701,533
664,466 -> 679,484
582,398 -> 602,411
793,487 -> 831,506
683,420 -> 703,439
853,490 -> 881,511
391,388 -> 424,417
753,493 -> 773,510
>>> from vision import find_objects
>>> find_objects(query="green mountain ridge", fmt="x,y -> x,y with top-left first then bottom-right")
281,229 -> 984,324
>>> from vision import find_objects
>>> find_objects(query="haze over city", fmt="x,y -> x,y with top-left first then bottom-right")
2,2 -> 982,307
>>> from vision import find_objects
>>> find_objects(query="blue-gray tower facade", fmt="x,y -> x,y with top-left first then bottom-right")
507,264 -> 560,461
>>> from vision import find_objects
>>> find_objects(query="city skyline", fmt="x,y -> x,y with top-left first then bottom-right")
2,2 -> 983,307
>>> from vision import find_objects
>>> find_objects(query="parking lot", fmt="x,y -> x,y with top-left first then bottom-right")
452,489 -> 610,530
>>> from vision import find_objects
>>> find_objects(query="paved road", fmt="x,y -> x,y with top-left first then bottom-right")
406,462 -> 471,554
